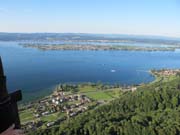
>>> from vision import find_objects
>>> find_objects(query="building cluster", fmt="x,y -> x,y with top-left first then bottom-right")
21,90 -> 92,131
34,91 -> 91,117
22,120 -> 43,133
154,69 -> 180,76
123,86 -> 137,92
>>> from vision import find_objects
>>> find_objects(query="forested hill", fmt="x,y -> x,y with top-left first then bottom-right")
31,76 -> 180,135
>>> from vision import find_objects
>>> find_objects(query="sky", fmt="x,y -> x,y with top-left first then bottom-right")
0,0 -> 180,37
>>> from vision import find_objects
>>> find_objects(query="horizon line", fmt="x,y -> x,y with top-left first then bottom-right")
0,32 -> 179,39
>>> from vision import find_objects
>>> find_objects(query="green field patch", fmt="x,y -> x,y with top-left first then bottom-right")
41,112 -> 65,123
105,88 -> 122,98
78,85 -> 97,92
20,109 -> 35,123
84,91 -> 113,101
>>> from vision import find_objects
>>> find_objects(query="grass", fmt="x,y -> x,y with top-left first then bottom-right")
20,109 -> 35,123
77,83 -> 122,101
105,88 -> 122,98
85,91 -> 113,100
41,112 -> 65,123
20,108 -> 65,123
78,85 -> 97,92
20,84 -> 123,125
84,88 -> 121,101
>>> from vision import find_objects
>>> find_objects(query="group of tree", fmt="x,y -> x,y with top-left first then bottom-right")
30,76 -> 180,135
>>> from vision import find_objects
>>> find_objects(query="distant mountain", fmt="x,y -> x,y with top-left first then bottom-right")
0,33 -> 179,45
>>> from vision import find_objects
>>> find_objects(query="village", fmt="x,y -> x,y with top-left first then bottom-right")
19,82 -> 139,133
20,87 -> 96,133
151,69 -> 180,76
19,67 -> 180,134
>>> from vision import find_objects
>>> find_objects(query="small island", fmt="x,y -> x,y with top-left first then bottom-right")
19,43 -> 179,52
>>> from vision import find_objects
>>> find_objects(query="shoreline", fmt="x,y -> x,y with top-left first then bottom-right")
19,43 -> 179,52
19,69 -> 179,105
20,69 -> 179,133
20,71 -> 155,104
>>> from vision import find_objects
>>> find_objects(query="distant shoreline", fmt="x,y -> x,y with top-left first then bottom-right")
19,43 -> 179,52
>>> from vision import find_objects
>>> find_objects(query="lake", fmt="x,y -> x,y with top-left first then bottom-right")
1,41 -> 180,101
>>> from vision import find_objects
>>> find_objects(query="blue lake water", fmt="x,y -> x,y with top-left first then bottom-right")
1,41 -> 180,101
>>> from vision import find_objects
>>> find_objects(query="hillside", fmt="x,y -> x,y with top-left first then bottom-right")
28,73 -> 180,135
